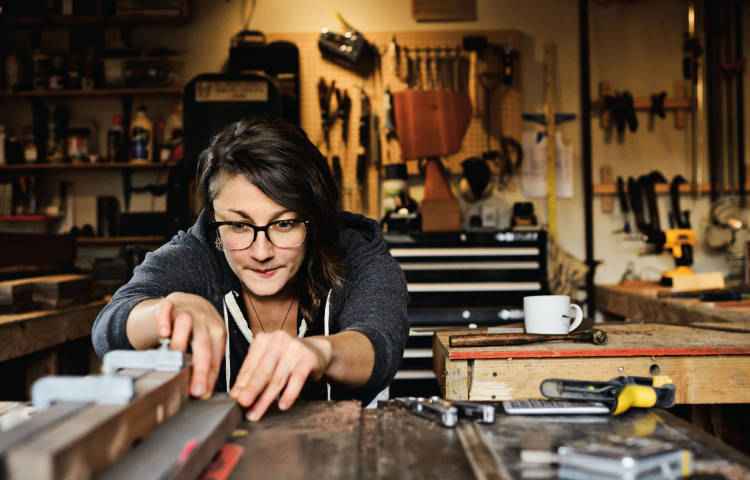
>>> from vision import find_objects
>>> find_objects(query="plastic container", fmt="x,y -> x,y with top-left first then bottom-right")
67,127 -> 90,162
381,163 -> 409,217
107,114 -> 124,162
22,127 -> 37,163
0,125 -> 5,165
130,105 -> 153,163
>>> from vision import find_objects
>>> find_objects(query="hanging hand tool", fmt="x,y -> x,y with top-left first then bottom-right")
382,87 -> 396,139
500,46 -> 517,85
391,36 -> 401,80
317,77 -> 336,150
357,87 -> 371,210
414,48 -> 423,89
627,176 -> 648,234
449,329 -> 608,348
335,87 -> 351,145
540,375 -> 676,416
660,175 -> 696,285
462,35 -> 487,113
331,154 -> 343,194
615,176 -> 631,234
453,46 -> 462,93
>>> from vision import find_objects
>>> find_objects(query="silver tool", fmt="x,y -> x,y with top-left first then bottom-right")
452,400 -> 496,423
396,396 -> 458,427
102,338 -> 184,373
395,396 -> 496,427
32,375 -> 135,410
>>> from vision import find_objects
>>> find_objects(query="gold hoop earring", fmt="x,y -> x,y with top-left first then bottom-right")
215,236 -> 224,251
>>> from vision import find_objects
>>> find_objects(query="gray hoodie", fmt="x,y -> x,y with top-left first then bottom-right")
92,210 -> 409,404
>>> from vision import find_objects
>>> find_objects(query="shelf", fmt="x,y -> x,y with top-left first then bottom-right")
0,161 -> 177,171
0,14 -> 190,27
0,215 -> 61,222
76,236 -> 165,246
594,182 -> 749,195
0,87 -> 182,99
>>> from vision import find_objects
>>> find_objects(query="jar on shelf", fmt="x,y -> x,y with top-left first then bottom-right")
67,127 -> 90,163
22,127 -> 38,163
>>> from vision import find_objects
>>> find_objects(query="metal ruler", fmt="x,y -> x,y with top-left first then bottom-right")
544,42 -> 557,240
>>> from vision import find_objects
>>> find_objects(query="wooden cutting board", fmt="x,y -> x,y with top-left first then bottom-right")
393,89 -> 472,160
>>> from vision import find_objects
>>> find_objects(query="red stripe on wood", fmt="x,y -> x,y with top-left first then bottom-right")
449,347 -> 750,360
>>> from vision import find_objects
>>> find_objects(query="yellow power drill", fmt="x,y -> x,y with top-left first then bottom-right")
659,175 -> 696,286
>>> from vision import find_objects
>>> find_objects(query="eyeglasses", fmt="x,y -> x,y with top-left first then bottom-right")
209,218 -> 310,250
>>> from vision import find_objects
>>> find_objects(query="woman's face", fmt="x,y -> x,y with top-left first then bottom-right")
212,174 -> 307,299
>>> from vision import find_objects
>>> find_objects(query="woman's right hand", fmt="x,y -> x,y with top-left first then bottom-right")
154,292 -> 227,399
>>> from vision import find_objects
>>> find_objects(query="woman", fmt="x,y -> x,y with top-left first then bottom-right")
92,118 -> 409,421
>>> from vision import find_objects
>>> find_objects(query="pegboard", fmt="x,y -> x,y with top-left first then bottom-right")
265,30 -> 522,219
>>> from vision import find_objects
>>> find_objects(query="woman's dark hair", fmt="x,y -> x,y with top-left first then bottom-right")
197,118 -> 346,321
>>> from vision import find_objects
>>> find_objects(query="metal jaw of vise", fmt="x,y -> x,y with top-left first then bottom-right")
31,339 -> 185,411
394,396 -> 496,428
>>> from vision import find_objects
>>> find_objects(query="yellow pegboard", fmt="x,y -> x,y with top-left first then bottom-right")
265,30 -> 522,219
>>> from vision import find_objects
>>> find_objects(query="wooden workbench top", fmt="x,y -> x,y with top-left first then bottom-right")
435,323 -> 750,360
597,282 -> 750,327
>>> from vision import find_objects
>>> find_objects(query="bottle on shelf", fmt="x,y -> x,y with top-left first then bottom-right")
130,105 -> 153,163
4,53 -> 19,92
22,126 -> 37,163
0,125 -> 6,165
107,114 -> 124,162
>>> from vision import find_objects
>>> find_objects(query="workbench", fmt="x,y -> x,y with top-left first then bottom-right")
0,299 -> 106,398
596,282 -> 750,327
203,401 -> 750,479
432,323 -> 750,403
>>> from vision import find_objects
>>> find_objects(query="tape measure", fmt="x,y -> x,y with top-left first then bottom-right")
543,42 -> 557,240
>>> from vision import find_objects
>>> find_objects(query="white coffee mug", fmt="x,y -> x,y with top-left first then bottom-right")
523,295 -> 583,334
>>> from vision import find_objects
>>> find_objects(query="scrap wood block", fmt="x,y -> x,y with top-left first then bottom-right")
0,274 -> 96,311
671,272 -> 726,293
3,368 -> 191,480
0,279 -> 34,311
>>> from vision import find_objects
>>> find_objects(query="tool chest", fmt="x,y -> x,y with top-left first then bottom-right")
385,229 -> 548,397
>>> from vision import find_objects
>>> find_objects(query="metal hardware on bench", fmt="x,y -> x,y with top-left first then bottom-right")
31,375 -> 135,410
395,396 -> 459,427
102,339 -> 184,373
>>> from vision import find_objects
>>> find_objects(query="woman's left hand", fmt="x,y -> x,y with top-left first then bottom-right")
228,330 -> 332,421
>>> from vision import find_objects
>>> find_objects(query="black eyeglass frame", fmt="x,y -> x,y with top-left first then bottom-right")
209,218 -> 310,249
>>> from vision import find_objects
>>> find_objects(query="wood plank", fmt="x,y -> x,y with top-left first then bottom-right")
596,283 -> 750,327
31,274 -> 96,309
434,332 -> 470,400
98,395 -> 241,480
435,324 -> 750,360
5,368 -> 190,479
467,355 -> 750,404
0,299 -> 106,362
227,401 -> 362,479
0,279 -> 33,310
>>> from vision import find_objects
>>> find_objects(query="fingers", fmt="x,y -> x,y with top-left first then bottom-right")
155,297 -> 174,338
232,333 -> 282,410
205,323 -> 227,399
170,311 -> 193,352
246,349 -> 299,421
189,320 -> 213,397
277,367 -> 311,412
230,333 -> 319,422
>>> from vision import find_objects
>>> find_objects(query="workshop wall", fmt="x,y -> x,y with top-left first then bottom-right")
4,0 -> 745,286
145,0 -> 742,285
